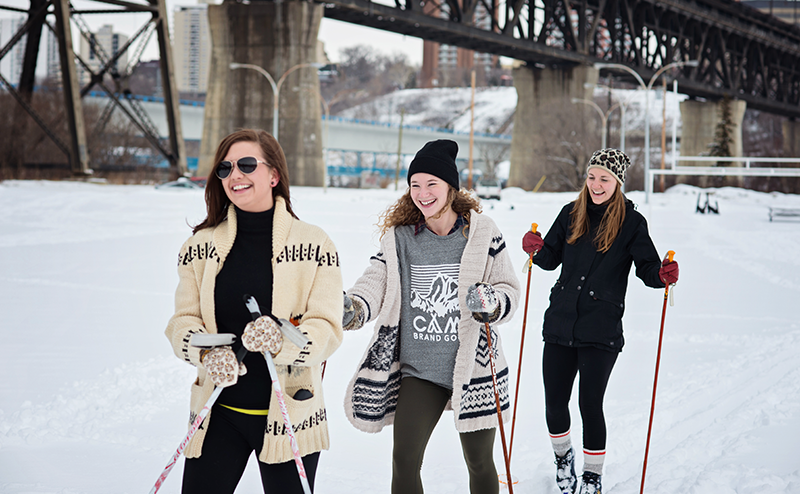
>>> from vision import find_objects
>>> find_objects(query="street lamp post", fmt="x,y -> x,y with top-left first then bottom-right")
298,86 -> 367,191
584,82 -> 637,154
594,60 -> 698,203
571,97 -> 613,149
229,62 -> 323,142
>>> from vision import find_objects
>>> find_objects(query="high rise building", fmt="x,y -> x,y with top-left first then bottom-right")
172,4 -> 210,94
419,1 -> 498,88
0,16 -> 27,86
78,24 -> 128,87
46,27 -> 61,82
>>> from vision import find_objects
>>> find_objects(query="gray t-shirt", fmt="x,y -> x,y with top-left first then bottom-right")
395,224 -> 468,389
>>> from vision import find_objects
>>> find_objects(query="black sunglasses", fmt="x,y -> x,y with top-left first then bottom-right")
215,157 -> 268,179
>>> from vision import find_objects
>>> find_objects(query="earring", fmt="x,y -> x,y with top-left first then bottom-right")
271,181 -> 276,187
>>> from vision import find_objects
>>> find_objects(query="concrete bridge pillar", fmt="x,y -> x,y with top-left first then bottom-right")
783,120 -> 800,157
679,98 -> 746,187
509,65 -> 598,190
199,0 -> 324,186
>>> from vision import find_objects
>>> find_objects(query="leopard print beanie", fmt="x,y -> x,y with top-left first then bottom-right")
587,148 -> 631,185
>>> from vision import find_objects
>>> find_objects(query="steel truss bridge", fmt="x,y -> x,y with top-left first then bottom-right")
320,0 -> 800,118
0,0 -> 185,175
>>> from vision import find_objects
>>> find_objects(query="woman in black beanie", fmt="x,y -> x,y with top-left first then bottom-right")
341,139 -> 521,493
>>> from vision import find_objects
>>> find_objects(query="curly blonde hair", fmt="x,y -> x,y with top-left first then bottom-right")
377,187 -> 482,238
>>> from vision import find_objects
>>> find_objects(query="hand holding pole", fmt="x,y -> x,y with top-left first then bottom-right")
244,295 -> 313,494
640,250 -> 676,494
509,223 -> 536,460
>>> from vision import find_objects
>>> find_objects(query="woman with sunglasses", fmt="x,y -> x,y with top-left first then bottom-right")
165,129 -> 343,493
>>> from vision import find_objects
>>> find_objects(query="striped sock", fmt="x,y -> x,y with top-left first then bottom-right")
549,430 -> 572,457
583,448 -> 605,475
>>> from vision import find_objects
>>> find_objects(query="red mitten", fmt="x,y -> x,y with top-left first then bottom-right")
659,259 -> 679,285
522,230 -> 543,254
243,316 -> 283,356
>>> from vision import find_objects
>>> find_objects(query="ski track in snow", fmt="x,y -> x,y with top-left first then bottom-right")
1,181 -> 799,493
611,324 -> 800,493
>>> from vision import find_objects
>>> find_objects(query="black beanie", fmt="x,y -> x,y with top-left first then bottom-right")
407,139 -> 460,190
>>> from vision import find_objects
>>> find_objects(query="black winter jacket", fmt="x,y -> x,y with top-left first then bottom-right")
533,199 -> 665,352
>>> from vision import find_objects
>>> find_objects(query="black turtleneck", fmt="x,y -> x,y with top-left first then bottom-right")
215,206 -> 274,409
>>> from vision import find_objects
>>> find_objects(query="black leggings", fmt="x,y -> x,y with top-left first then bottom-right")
392,376 -> 499,494
542,343 -> 619,451
182,404 -> 320,494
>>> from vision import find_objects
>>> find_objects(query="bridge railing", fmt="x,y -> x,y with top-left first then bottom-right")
647,156 -> 800,202
323,114 -> 512,140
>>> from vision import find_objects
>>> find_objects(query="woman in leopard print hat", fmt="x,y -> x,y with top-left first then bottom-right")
520,148 -> 679,494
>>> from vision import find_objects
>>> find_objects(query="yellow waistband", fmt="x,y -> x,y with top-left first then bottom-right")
220,404 -> 269,416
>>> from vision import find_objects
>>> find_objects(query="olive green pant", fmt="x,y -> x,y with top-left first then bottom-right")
392,376 -> 499,494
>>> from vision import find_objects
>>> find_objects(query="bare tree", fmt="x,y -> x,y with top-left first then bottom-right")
1,85 -> 167,182
478,142 -> 510,179
528,100 -> 597,191
322,45 -> 418,114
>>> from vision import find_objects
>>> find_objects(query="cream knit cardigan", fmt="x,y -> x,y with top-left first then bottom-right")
165,197 -> 343,464
344,212 -> 520,433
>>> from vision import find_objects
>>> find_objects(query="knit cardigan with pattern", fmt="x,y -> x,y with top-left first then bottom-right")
343,212 -> 521,433
165,197 -> 344,464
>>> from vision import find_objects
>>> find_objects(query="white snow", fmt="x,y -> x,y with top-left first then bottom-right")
336,85 -> 686,140
339,87 -> 518,135
1,180 -> 799,493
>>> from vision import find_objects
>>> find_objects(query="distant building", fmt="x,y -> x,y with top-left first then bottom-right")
129,60 -> 162,97
739,0 -> 800,24
79,24 -> 128,87
419,0 -> 498,88
173,4 -> 211,94
0,16 -> 26,85
46,27 -> 61,82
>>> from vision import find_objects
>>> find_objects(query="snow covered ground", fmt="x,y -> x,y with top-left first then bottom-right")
1,180 -> 799,493
337,85 -> 686,140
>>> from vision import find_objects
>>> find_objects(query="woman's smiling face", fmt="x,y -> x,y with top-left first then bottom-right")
586,167 -> 618,205
220,140 -> 278,212
409,173 -> 450,219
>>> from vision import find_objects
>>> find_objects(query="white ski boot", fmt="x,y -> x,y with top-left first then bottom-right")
555,448 -> 578,494
579,471 -> 602,494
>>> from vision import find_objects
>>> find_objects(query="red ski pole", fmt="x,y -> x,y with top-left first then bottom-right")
639,250 -> 675,494
509,222 -> 537,460
482,317 -> 514,494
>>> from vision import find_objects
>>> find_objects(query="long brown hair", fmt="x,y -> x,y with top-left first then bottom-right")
566,182 -> 626,253
193,129 -> 297,234
377,187 -> 482,238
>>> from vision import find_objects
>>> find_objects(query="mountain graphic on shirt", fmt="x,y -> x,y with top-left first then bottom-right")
410,271 -> 459,318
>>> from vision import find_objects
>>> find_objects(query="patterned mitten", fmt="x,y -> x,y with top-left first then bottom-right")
243,316 -> 283,356
342,294 -> 366,331
201,346 -> 246,388
466,282 -> 501,322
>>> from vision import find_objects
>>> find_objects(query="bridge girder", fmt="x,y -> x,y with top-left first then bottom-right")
319,0 -> 800,117
0,0 -> 186,175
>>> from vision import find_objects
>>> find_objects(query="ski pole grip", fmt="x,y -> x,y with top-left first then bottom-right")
531,223 -> 538,234
666,250 -> 675,263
